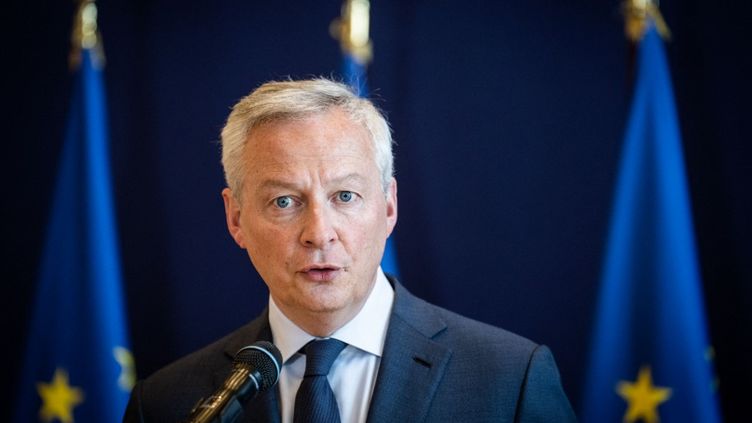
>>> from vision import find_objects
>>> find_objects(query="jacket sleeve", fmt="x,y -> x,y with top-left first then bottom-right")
122,381 -> 145,423
515,345 -> 578,422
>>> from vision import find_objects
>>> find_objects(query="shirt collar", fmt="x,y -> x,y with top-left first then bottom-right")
268,267 -> 394,364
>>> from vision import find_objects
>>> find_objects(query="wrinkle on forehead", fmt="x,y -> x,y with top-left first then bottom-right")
256,172 -> 368,191
241,108 -> 378,195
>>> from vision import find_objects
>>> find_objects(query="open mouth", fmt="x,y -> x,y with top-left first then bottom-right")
300,265 -> 342,282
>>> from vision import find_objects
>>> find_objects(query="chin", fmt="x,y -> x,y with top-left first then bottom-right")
301,293 -> 348,312
304,287 -> 361,311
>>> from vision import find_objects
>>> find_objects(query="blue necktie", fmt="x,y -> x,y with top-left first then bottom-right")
293,338 -> 347,423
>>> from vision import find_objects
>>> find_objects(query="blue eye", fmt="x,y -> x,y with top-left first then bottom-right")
275,196 -> 293,208
338,191 -> 354,202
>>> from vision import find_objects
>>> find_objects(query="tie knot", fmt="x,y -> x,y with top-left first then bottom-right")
303,339 -> 346,376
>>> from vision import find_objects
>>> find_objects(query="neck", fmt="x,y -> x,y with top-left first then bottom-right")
297,314 -> 351,338
271,278 -> 379,338
279,303 -> 364,338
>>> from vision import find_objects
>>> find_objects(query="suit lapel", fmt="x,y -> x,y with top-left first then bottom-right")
212,309 -> 282,423
367,280 -> 452,423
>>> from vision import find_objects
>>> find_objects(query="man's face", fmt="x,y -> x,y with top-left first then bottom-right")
222,107 -> 397,335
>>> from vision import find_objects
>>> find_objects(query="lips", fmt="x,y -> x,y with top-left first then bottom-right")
299,264 -> 343,282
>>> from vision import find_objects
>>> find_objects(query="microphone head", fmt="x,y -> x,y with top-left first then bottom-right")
234,341 -> 282,392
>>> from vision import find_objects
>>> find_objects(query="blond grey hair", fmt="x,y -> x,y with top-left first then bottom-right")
220,78 -> 393,199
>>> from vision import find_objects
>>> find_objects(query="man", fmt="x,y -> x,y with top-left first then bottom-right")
124,79 -> 577,422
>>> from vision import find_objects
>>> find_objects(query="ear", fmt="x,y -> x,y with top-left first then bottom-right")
222,188 -> 247,249
385,177 -> 398,236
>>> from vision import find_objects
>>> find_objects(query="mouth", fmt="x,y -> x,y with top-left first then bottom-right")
299,264 -> 343,282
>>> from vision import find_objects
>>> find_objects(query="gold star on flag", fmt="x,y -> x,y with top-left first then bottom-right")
36,368 -> 85,423
114,346 -> 136,391
617,366 -> 672,423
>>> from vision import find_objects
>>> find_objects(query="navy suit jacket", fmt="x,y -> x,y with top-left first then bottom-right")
124,279 -> 577,422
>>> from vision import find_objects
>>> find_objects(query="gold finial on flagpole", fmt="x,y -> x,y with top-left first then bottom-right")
69,0 -> 105,70
330,0 -> 372,66
623,0 -> 671,42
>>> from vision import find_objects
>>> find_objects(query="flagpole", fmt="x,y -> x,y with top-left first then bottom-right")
622,0 -> 671,90
623,0 -> 671,43
69,0 -> 105,71
331,0 -> 373,67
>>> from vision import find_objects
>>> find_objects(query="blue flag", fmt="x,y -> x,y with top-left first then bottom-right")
342,53 -> 400,277
13,49 -> 135,423
581,27 -> 722,422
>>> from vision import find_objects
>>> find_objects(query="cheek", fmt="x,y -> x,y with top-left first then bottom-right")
344,213 -> 387,256
244,223 -> 294,265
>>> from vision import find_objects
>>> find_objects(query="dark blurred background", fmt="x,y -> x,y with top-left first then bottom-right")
5,0 -> 750,420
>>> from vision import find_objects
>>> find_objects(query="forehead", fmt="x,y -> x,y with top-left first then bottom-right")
243,108 -> 377,182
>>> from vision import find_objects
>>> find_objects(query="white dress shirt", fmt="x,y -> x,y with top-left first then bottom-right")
268,268 -> 395,423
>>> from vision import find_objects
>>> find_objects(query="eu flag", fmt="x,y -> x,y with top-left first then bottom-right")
581,26 -> 722,422
342,52 -> 400,277
13,46 -> 135,423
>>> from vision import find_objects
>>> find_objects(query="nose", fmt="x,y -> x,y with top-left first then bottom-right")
299,203 -> 338,249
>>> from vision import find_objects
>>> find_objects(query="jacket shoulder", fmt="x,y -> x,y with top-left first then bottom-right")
389,281 -> 576,421
392,280 -> 539,360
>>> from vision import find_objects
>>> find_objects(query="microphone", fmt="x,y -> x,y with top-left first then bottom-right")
187,341 -> 282,423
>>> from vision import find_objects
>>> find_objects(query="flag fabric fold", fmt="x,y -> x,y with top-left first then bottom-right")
581,27 -> 722,422
13,49 -> 134,423
342,52 -> 400,277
